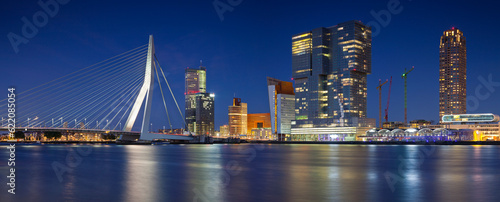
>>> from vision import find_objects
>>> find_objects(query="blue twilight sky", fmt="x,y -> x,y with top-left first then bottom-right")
1,0 -> 500,130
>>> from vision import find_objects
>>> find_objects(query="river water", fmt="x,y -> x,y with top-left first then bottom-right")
1,143 -> 499,202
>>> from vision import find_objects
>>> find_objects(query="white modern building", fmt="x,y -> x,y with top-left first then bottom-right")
433,113 -> 500,141
267,77 -> 295,140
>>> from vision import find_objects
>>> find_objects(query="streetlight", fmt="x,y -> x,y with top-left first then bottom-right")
52,118 -> 54,127
96,121 -> 99,129
106,120 -> 109,130
150,123 -> 153,132
28,118 -> 30,128
119,122 -> 122,131
84,118 -> 87,128
74,119 -> 77,128
60,117 -> 63,128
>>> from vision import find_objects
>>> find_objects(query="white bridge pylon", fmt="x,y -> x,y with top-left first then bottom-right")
121,35 -> 191,141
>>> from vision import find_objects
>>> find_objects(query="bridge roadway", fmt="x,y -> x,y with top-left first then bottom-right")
0,127 -> 193,141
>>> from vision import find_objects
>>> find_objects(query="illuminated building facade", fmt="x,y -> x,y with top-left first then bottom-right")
267,77 -> 295,138
159,128 -> 185,134
383,121 -> 405,130
228,98 -> 247,136
247,113 -> 271,135
195,93 -> 215,135
437,114 -> 499,140
185,63 -> 214,135
291,20 -> 373,138
250,128 -> 274,140
409,120 -> 432,129
439,28 -> 466,119
219,125 -> 229,137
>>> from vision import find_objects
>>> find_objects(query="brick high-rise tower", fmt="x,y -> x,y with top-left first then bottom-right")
439,28 -> 467,120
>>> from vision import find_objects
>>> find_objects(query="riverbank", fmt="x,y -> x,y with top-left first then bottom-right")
2,140 -> 500,145
250,140 -> 500,145
0,141 -> 116,144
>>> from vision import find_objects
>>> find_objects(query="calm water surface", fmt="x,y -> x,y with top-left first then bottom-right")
1,143 -> 499,202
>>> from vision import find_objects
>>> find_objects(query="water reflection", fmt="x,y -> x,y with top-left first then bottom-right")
123,145 -> 160,202
1,143 -> 500,201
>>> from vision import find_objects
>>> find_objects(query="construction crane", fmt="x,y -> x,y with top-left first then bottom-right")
376,79 -> 388,128
384,76 -> 393,124
402,66 -> 414,125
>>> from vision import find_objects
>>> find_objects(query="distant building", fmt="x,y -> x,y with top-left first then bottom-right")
219,125 -> 229,137
409,120 -> 432,129
158,128 -> 185,134
185,62 -> 215,135
250,128 -> 274,140
439,28 -> 467,120
228,98 -> 247,136
247,113 -> 271,135
383,121 -> 405,130
267,77 -> 295,139
290,20 -> 375,140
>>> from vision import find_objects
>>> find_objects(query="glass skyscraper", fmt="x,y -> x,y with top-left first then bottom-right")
185,63 -> 214,135
292,20 -> 372,129
439,28 -> 466,120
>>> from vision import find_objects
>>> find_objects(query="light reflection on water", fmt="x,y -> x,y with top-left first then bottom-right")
0,144 -> 499,202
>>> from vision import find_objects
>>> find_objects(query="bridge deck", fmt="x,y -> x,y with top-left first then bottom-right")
0,127 -> 193,140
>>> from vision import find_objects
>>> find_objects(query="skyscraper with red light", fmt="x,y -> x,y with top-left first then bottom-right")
185,62 -> 214,135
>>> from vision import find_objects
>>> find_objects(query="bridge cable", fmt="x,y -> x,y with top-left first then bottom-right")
3,45 -> 148,130
0,44 -> 148,107
154,54 -> 187,131
154,65 -> 173,132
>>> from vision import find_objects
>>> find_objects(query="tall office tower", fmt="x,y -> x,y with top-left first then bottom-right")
267,77 -> 295,137
185,62 -> 214,135
292,20 -> 372,129
228,98 -> 247,136
195,93 -> 215,135
439,28 -> 467,120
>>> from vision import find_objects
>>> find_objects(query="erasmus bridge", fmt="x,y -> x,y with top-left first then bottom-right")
0,35 -> 193,141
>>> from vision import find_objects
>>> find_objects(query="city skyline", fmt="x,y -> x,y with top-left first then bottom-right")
3,2 -> 500,201
1,0 -> 500,130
